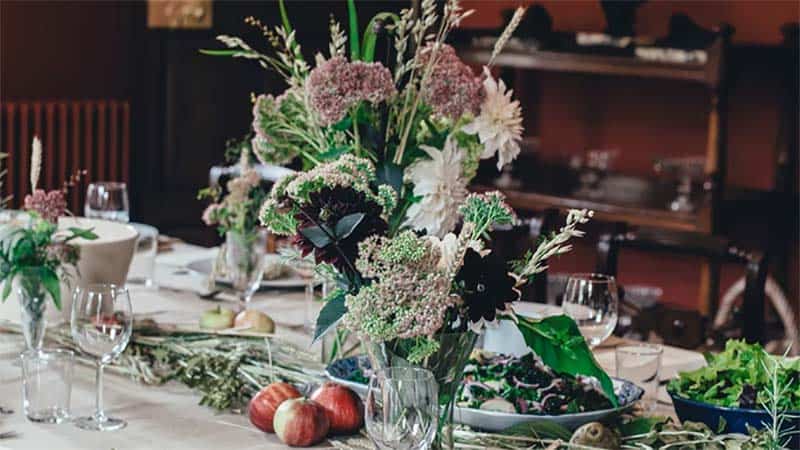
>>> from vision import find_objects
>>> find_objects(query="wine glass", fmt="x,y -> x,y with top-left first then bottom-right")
85,182 -> 130,222
365,367 -> 438,450
561,273 -> 619,347
70,284 -> 133,431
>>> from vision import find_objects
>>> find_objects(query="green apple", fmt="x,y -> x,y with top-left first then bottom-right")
199,306 -> 235,330
234,309 -> 275,333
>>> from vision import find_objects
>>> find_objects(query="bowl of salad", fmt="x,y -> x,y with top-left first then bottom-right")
326,351 -> 643,431
667,340 -> 800,447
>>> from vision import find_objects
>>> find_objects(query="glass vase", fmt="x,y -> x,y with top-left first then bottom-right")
223,229 -> 268,306
16,271 -> 50,351
365,332 -> 478,450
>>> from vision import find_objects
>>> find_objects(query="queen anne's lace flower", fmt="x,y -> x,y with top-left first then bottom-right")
419,44 -> 483,120
306,57 -> 396,126
404,137 -> 468,237
463,67 -> 523,170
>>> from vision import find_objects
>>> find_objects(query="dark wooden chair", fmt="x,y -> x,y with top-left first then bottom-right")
490,208 -> 560,303
595,227 -> 769,343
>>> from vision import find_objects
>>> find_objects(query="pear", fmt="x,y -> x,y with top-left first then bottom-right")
199,306 -> 235,330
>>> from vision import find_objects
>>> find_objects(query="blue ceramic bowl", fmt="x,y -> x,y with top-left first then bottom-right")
670,392 -> 800,447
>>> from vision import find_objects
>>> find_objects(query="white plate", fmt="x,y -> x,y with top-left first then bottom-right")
325,355 -> 642,432
186,257 -> 312,289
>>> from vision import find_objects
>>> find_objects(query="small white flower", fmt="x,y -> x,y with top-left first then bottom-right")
427,233 -> 459,270
463,67 -> 523,170
404,137 -> 469,238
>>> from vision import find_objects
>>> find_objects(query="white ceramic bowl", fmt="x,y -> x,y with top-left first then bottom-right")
481,302 -> 562,356
55,217 -> 137,321
58,217 -> 139,286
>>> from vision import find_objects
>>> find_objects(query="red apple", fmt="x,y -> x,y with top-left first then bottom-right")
248,382 -> 302,433
310,382 -> 363,435
273,398 -> 330,447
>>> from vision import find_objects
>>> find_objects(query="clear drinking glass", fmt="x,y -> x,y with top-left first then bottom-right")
616,344 -> 663,410
127,223 -> 159,288
20,349 -> 74,424
365,367 -> 439,450
84,182 -> 130,222
562,273 -> 619,347
70,284 -> 133,431
224,229 -> 268,306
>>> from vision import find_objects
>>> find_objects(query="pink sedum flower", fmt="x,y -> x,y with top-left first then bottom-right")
419,44 -> 484,120
307,56 -> 396,126
23,189 -> 67,223
201,203 -> 222,226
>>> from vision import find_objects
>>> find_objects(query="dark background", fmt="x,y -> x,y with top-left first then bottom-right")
1,0 -> 798,316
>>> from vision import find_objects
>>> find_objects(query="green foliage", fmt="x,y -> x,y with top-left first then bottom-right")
516,315 -> 618,407
313,289 -> 347,343
667,339 -> 800,412
502,420 -> 572,441
346,0 -> 360,60
0,214 -> 95,309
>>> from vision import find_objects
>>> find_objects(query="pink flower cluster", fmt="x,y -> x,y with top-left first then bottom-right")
23,189 -> 67,223
307,57 -> 396,126
201,203 -> 222,226
419,44 -> 484,120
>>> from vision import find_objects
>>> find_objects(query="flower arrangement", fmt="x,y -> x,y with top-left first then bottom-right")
208,2 -> 616,444
198,152 -> 269,237
0,137 -> 96,348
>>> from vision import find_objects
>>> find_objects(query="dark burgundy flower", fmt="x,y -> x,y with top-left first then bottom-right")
456,248 -> 519,326
292,186 -> 387,274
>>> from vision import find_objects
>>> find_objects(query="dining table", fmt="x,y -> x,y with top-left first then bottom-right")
0,240 -> 707,450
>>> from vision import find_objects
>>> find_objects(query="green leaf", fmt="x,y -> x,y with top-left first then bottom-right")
334,213 -> 365,240
516,315 -> 618,407
361,12 -> 399,62
313,291 -> 347,343
619,416 -> 669,437
317,146 -> 351,161
1,276 -> 13,301
68,227 -> 98,240
502,420 -> 572,441
39,267 -> 61,310
346,0 -> 360,60
299,225 -> 333,248
278,0 -> 293,33
376,161 -> 404,193
199,49 -> 246,56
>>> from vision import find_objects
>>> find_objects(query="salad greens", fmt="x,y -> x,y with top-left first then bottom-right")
668,339 -> 800,411
457,351 -> 613,415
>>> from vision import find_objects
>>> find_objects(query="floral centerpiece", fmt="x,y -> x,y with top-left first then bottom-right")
0,137 -> 96,350
206,1 -> 615,447
198,151 -> 272,304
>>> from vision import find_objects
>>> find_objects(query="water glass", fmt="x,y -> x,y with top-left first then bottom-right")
20,349 -> 74,424
224,229 -> 268,305
616,344 -> 663,410
562,273 -> 619,347
71,284 -> 133,431
85,182 -> 130,222
366,367 -> 438,450
127,223 -> 159,288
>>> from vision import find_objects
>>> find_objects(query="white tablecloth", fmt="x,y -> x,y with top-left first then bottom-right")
0,242 -> 706,449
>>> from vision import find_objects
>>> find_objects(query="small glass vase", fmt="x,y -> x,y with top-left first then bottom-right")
365,332 -> 478,450
223,229 -> 268,306
16,272 -> 50,351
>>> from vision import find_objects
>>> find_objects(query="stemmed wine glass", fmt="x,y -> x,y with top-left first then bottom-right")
70,284 -> 133,431
561,273 -> 619,348
365,367 -> 438,450
85,182 -> 130,223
